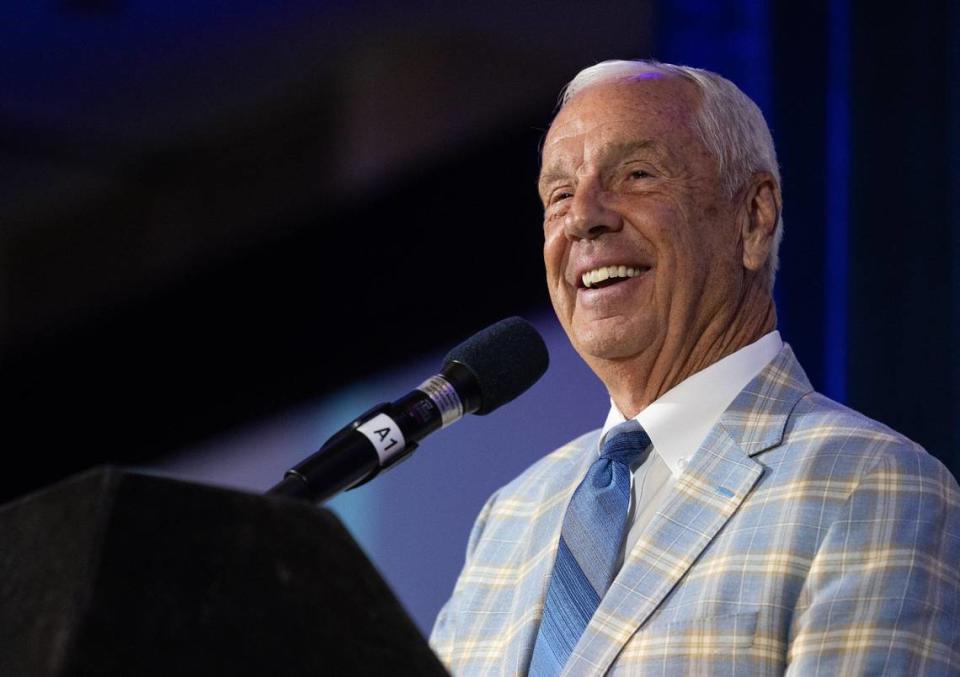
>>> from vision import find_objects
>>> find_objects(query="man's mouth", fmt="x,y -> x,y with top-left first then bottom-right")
580,265 -> 649,289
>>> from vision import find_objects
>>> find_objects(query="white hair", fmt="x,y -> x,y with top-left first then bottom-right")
561,60 -> 784,288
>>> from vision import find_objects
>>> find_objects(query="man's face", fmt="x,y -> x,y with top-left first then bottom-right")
540,76 -> 746,369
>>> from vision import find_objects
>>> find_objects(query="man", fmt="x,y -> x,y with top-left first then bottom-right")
430,60 -> 960,675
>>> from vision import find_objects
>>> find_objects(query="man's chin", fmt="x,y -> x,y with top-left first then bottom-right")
571,324 -> 648,362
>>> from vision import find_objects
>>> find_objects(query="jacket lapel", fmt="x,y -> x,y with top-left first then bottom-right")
561,345 -> 813,675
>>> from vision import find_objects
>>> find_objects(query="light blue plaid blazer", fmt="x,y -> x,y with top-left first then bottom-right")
431,346 -> 960,675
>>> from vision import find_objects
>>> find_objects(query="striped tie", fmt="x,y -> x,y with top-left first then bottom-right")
528,427 -> 651,676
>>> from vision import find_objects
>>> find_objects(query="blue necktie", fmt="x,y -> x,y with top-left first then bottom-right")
528,426 -> 651,676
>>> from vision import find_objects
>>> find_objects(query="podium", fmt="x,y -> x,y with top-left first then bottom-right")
0,467 -> 448,676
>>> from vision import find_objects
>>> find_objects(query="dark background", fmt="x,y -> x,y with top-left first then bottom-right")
1,0 -> 958,505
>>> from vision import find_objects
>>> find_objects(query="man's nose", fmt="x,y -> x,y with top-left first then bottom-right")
563,180 -> 622,240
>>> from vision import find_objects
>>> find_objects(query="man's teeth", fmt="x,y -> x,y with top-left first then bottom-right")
581,265 -> 644,288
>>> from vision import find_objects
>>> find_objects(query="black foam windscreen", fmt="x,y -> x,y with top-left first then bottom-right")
443,316 -> 549,415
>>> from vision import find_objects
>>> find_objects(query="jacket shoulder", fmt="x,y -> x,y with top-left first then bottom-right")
789,391 -> 958,491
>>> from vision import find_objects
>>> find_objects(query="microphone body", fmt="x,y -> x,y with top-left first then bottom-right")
269,361 -> 479,503
268,316 -> 548,504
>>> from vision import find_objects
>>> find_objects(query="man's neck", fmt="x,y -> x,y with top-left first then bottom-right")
600,288 -> 777,419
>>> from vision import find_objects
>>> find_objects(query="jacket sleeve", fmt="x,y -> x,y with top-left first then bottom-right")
785,447 -> 960,675
429,489 -> 500,669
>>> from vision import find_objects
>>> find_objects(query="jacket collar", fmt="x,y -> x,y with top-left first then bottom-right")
716,343 -> 814,456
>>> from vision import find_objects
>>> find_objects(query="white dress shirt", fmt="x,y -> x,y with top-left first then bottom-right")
598,331 -> 784,569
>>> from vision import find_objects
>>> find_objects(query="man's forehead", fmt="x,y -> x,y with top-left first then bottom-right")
545,78 -> 697,143
540,77 -> 700,169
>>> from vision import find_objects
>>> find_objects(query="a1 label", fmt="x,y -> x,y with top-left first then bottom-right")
357,413 -> 406,464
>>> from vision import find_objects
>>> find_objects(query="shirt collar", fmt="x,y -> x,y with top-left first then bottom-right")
599,331 -> 783,476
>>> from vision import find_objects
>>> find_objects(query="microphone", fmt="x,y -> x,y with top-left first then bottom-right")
267,317 -> 549,503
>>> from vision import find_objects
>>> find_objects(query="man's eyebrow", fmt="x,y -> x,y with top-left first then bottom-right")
602,138 -> 657,164
538,166 -> 570,188
538,139 -> 659,188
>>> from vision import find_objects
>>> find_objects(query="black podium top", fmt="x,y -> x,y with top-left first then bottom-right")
0,467 -> 448,676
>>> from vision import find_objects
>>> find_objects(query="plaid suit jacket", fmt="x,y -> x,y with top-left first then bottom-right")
431,346 -> 960,675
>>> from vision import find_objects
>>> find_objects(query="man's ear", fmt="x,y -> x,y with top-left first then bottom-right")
740,172 -> 781,275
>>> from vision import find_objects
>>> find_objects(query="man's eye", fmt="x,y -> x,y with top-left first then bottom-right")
552,191 -> 573,203
629,169 -> 651,179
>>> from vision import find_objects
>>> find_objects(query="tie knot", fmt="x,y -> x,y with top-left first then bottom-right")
600,428 -> 651,466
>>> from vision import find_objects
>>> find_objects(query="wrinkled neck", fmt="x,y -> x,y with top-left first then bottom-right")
603,281 -> 776,419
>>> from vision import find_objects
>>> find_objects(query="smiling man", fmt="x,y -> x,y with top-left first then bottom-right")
431,60 -> 960,676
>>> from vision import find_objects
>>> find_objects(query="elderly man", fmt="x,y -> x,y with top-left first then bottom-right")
430,60 -> 960,675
